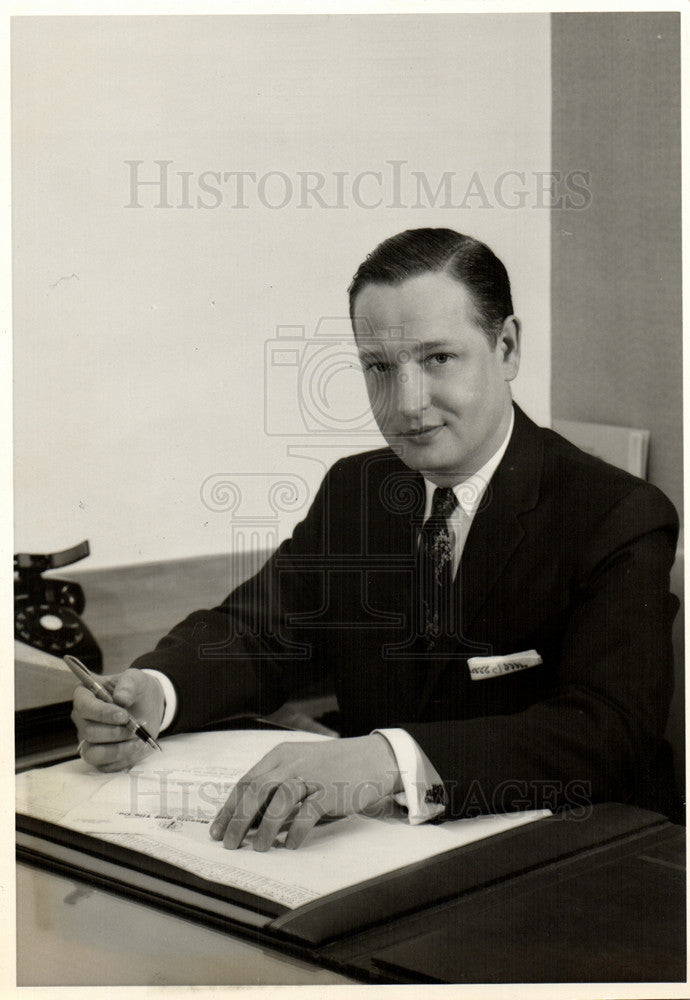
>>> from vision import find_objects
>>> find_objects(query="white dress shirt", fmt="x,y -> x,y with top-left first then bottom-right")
146,410 -> 515,825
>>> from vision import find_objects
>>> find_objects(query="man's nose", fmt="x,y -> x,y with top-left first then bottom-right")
394,364 -> 429,420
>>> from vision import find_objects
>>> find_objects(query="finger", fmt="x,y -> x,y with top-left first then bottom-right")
110,670 -> 146,709
220,777 -> 279,850
254,778 -> 309,852
101,675 -> 118,695
81,737 -> 152,771
209,777 -> 251,839
82,721 -> 135,744
72,688 -> 129,726
209,754 -> 284,840
284,795 -> 328,850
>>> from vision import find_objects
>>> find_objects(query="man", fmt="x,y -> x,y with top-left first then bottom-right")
72,228 -> 679,851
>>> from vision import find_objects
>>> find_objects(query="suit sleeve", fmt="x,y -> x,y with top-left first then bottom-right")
403,483 -> 680,817
129,468 -> 335,735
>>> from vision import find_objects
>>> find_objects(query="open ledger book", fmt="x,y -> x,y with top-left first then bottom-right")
17,729 -> 549,912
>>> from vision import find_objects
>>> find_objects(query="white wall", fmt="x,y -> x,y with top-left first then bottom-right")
13,14 -> 551,569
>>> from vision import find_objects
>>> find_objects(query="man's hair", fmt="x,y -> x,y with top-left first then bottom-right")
348,228 -> 513,347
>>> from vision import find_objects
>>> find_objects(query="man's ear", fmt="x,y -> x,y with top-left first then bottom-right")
497,316 -> 521,382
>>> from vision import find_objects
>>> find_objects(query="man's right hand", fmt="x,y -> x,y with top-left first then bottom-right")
71,668 -> 165,772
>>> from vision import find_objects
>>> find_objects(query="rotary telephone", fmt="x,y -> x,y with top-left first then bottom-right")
14,539 -> 103,672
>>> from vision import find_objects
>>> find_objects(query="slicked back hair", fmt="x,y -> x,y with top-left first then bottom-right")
348,228 -> 513,347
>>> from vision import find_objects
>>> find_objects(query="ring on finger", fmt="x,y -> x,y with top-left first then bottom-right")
77,739 -> 87,758
294,776 -> 312,797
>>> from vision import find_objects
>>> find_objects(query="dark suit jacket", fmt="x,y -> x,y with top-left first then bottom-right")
132,405 -> 679,817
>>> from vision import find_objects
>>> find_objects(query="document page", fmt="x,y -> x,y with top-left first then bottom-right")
17,730 -> 550,909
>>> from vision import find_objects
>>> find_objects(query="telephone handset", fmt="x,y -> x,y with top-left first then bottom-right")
14,539 -> 103,673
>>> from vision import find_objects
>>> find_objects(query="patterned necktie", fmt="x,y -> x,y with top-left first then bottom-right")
417,486 -> 459,652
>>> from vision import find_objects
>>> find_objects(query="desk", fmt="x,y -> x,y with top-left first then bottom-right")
17,801 -> 686,985
16,864 -> 354,986
16,556 -> 687,986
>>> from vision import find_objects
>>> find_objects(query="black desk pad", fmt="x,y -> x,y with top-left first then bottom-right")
368,823 -> 686,983
273,802 -> 670,945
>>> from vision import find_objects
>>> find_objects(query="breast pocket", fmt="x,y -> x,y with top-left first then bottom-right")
467,649 -> 542,680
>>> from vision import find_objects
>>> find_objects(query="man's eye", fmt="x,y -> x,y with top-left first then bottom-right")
428,353 -> 452,365
366,361 -> 390,374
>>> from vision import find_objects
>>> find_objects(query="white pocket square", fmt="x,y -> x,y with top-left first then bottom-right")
467,649 -> 542,680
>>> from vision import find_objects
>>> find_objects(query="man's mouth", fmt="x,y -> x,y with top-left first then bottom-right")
400,425 -> 444,441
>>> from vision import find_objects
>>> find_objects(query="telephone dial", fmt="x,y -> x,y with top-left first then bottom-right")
14,539 -> 103,672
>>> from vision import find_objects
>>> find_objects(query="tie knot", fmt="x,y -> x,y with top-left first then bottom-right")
430,486 -> 458,520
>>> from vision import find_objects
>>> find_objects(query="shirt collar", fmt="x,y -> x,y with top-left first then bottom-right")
423,407 -> 515,518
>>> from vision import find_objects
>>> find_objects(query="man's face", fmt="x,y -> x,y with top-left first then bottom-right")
354,272 -> 520,485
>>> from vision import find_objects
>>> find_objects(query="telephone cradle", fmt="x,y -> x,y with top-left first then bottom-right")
14,540 -> 103,673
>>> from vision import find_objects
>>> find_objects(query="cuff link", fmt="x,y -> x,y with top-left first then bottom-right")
424,783 -> 445,805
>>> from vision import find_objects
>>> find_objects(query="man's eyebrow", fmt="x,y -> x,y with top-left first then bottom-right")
357,345 -> 387,361
357,351 -> 388,368
357,339 -> 457,362
416,340 -> 456,353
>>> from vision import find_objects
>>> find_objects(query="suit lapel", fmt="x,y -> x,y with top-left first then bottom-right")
365,449 -> 425,557
458,407 -> 543,634
364,450 -> 425,627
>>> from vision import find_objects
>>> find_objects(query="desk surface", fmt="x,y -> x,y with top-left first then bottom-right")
16,863 -> 354,986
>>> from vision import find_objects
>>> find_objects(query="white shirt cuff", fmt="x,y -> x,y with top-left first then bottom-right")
373,727 -> 446,824
141,669 -> 177,731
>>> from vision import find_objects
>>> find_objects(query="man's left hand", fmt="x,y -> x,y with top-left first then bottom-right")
209,734 -> 402,851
